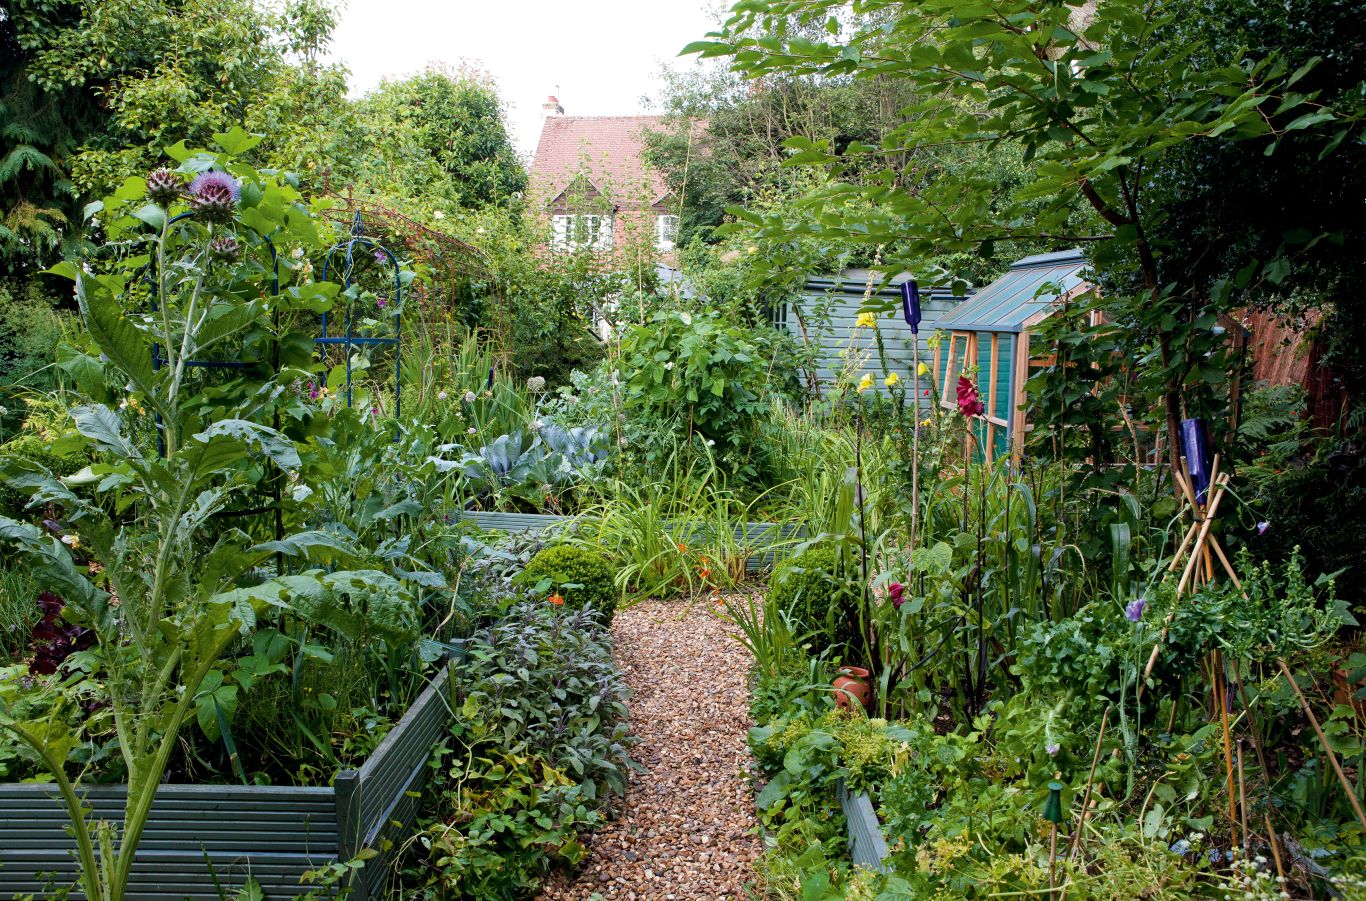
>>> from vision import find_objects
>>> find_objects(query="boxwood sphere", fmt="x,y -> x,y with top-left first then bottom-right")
517,543 -> 618,626
768,545 -> 861,658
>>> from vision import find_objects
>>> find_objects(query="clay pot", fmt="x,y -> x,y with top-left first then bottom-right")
833,665 -> 873,712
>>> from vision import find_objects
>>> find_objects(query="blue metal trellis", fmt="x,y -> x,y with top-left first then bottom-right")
318,212 -> 402,422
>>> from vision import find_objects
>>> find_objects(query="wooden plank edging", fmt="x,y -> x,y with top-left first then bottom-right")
837,778 -> 891,874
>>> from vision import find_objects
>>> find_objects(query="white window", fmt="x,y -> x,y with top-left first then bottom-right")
551,214 -> 613,251
655,214 -> 679,251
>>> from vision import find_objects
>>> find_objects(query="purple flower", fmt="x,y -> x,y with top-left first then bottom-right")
888,582 -> 905,610
1125,597 -> 1147,622
374,248 -> 386,264
1046,743 -> 1060,756
189,170 -> 242,202
308,382 -> 320,401
1256,520 -> 1269,536
188,171 -> 241,223
377,296 -> 388,308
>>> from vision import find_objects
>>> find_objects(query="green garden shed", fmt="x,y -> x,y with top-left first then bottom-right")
933,249 -> 1091,462
779,270 -> 966,396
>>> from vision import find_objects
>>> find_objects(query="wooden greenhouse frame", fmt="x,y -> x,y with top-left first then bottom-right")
933,250 -> 1092,463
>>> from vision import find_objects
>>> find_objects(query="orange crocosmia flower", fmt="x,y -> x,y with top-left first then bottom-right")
676,543 -> 688,554
548,593 -> 565,606
700,567 -> 711,579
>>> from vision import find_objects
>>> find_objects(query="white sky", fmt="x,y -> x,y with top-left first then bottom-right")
327,0 -> 723,161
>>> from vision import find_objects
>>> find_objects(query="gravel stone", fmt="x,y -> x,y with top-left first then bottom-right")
538,597 -> 761,900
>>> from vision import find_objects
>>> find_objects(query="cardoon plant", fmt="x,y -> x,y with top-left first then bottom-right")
0,136 -> 373,901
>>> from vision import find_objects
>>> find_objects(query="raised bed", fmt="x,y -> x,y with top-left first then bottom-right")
460,511 -> 802,573
0,658 -> 459,901
837,779 -> 891,874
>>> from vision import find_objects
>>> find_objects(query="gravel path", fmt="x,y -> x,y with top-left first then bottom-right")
538,596 -> 762,901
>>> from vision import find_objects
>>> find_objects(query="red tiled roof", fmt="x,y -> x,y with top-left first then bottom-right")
529,115 -> 671,210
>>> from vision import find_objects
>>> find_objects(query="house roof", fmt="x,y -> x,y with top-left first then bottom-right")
936,249 -> 1089,334
529,115 -> 671,209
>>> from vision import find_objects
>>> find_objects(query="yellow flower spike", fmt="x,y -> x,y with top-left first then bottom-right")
884,372 -> 900,387
855,312 -> 876,329
917,362 -> 929,377
857,373 -> 874,393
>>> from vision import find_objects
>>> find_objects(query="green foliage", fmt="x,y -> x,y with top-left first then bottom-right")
693,0 -> 1359,479
0,433 -> 88,517
349,65 -> 525,212
405,602 -> 635,899
618,308 -> 798,483
0,137 -> 424,901
515,544 -> 618,626
769,546 -> 860,659
0,280 -> 73,394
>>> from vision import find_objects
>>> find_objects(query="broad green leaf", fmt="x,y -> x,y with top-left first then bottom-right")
75,273 -> 160,407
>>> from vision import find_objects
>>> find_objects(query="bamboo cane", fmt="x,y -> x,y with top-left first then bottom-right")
1236,739 -> 1250,858
1141,473 -> 1231,686
1069,706 -> 1110,863
1277,657 -> 1366,831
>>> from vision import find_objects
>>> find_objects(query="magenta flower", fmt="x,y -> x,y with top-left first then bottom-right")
308,382 -> 320,400
889,582 -> 905,610
956,376 -> 985,417
377,296 -> 388,308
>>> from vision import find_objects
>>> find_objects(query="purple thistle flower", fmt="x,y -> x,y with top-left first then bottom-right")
189,170 -> 241,202
1125,597 -> 1147,623
188,171 -> 241,223
1256,520 -> 1270,536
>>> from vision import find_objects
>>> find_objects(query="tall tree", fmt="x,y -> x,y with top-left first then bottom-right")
688,0 -> 1361,478
347,65 -> 527,213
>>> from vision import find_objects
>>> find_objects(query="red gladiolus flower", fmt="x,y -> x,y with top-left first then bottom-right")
956,376 -> 985,417
889,582 -> 905,609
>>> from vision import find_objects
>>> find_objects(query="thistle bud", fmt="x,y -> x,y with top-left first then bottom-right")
145,168 -> 184,206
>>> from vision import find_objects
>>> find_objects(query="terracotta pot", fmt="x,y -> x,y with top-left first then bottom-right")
833,665 -> 873,712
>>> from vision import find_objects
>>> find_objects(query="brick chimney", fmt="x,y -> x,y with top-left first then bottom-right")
542,95 -> 564,116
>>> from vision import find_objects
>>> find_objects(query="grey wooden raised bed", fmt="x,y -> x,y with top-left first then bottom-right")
0,660 -> 458,901
460,511 -> 802,573
837,779 -> 891,874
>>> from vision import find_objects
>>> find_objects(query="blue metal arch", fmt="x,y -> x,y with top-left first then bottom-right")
318,212 -> 402,421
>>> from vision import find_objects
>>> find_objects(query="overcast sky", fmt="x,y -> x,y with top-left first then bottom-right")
328,0 -> 722,160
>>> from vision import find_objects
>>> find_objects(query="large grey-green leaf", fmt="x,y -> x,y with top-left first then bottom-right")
75,272 -> 160,405
195,420 -> 301,471
0,517 -> 106,611
70,404 -> 143,460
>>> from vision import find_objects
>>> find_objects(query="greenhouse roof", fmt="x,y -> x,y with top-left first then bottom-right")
936,249 -> 1088,334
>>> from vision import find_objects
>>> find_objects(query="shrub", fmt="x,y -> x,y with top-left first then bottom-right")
515,543 -> 617,625
769,545 -> 860,658
405,602 -> 635,898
